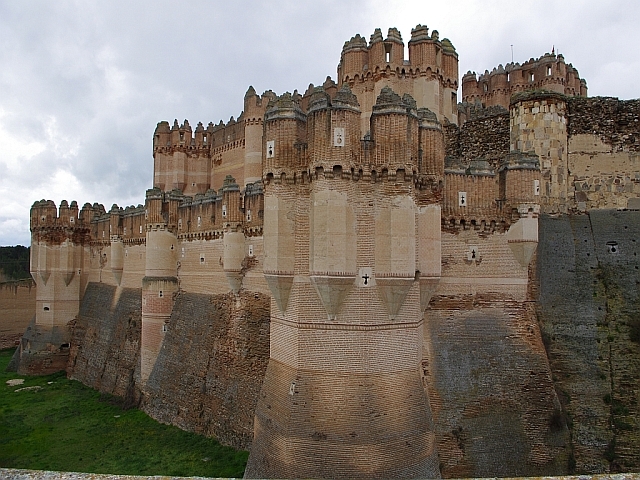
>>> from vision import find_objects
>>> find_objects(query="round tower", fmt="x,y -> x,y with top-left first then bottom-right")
141,188 -> 178,384
510,91 -> 568,213
246,84 -> 441,479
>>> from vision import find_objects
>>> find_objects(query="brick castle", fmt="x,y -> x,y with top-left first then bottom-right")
11,24 -> 640,478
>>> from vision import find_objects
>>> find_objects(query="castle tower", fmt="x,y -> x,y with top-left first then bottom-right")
461,53 -> 587,112
140,188 -> 179,383
243,87 -> 270,187
339,25 -> 459,133
499,152 -> 542,266
510,91 -> 568,213
16,200 -> 90,374
245,86 -> 441,479
221,175 -> 246,293
153,119 -> 211,196
109,204 -> 124,285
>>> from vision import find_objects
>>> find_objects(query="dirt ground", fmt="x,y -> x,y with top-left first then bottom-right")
0,280 -> 35,349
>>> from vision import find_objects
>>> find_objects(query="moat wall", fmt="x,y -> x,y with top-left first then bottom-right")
67,283 -> 270,451
537,210 -> 640,474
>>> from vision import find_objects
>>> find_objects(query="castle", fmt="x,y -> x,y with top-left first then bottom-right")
12,24 -> 640,478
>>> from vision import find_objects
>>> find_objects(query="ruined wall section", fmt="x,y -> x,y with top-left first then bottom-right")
537,211 -> 640,473
141,290 -> 270,450
567,97 -> 640,210
458,109 -> 510,166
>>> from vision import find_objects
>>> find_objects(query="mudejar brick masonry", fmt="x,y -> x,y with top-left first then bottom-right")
12,24 -> 640,478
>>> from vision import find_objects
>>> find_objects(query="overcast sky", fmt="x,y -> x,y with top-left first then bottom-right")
1,0 -> 638,246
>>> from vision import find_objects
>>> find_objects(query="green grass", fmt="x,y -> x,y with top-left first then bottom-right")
0,348 -> 248,477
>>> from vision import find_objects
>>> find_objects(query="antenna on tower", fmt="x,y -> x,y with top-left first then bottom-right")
511,44 -> 514,63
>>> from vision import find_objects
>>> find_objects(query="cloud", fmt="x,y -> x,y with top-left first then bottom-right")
0,0 -> 638,245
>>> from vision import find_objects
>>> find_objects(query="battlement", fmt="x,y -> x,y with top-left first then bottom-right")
339,25 -> 458,83
462,52 -> 587,111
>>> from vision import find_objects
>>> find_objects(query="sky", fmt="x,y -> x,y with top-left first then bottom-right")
1,0 -> 638,246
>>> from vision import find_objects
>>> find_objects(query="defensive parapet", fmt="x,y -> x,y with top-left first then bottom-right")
462,53 -> 587,110
338,25 -> 459,129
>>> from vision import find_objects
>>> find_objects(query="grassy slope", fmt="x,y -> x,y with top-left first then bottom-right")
0,348 -> 248,477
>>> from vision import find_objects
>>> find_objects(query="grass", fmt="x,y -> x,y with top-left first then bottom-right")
0,348 -> 248,477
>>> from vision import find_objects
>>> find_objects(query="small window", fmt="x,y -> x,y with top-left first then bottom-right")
534,179 -> 540,196
458,192 -> 467,207
384,43 -> 392,63
606,241 -> 619,254
124,227 -> 127,235
139,225 -> 143,234
43,306 -> 50,311
181,247 -> 185,258
246,210 -> 252,222
197,216 -> 202,227
159,290 -> 163,298
547,66 -> 552,76
125,249 -> 128,258
178,219 -> 182,229
203,135 -> 207,143
249,245 -> 254,257
200,255 -> 205,264
162,324 -> 168,332
483,83 -> 488,92
179,132 -> 184,141
266,140 -> 275,158
222,205 -> 227,217
507,73 -> 510,82
529,72 -> 534,82
70,216 -> 75,223
145,209 -> 148,219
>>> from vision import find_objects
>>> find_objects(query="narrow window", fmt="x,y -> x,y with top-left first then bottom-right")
159,290 -> 163,298
222,205 -> 227,217
458,191 -> 467,207
249,245 -> 254,257
247,210 -> 252,222
203,135 -> 207,143
200,255 -> 205,264
197,216 -> 202,227
547,66 -> 552,76
529,72 -> 534,82
384,43 -> 392,63
139,225 -> 143,234
483,83 -> 488,92
162,324 -> 168,332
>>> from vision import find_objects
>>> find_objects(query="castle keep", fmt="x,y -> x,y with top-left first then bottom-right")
12,24 -> 640,478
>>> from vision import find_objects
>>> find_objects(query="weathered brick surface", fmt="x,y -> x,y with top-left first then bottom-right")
537,211 -> 640,474
67,283 -> 142,403
141,290 -> 269,450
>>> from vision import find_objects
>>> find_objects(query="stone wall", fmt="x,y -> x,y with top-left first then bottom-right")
459,110 -> 510,166
141,290 -> 270,450
567,97 -> 640,211
537,211 -> 640,474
